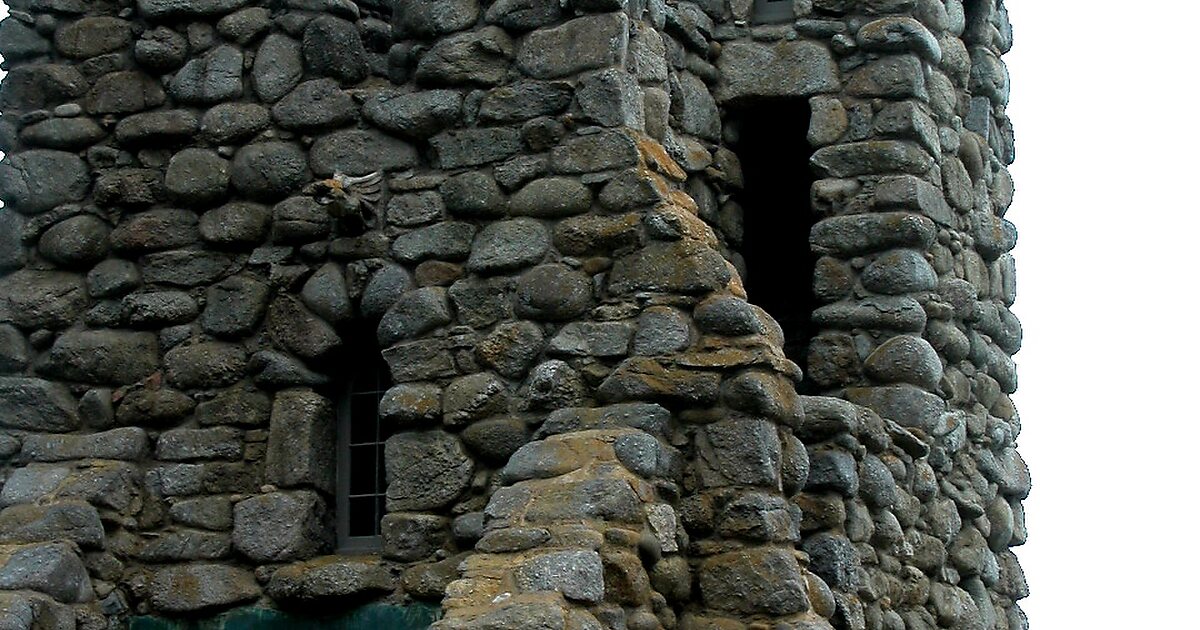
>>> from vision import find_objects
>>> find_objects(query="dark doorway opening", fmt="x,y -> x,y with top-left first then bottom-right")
726,99 -> 818,383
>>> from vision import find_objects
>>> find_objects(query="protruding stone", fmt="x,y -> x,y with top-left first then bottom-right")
0,150 -> 89,214
233,491 -> 330,562
415,27 -> 514,87
169,45 -> 244,104
699,548 -> 808,615
303,16 -> 368,85
39,329 -> 158,386
517,14 -> 629,79
149,564 -> 258,613
0,377 -> 80,432
863,335 -> 943,389
385,431 -> 474,510
467,218 -> 549,274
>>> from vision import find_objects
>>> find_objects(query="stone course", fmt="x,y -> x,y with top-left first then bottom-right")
0,0 -> 1025,629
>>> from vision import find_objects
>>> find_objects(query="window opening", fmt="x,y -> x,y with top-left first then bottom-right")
336,334 -> 396,552
752,0 -> 794,24
726,99 -> 818,385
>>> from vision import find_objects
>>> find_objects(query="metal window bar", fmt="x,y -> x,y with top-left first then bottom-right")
336,349 -> 393,553
752,0 -> 793,24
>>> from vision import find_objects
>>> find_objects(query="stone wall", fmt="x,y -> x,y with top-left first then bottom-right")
0,0 -> 1027,629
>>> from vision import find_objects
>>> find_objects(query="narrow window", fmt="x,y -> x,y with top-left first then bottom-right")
752,0 -> 793,24
336,335 -> 395,553
726,100 -> 818,380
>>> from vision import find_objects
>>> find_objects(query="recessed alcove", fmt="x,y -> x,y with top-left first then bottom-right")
724,99 -> 818,380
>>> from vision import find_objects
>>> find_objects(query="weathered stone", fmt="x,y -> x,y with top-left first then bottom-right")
812,296 -> 927,332
385,191 -> 444,228
699,548 -> 807,615
550,129 -> 640,174
609,241 -> 731,295
86,71 -> 166,115
485,0 -> 561,30
0,19 -> 51,62
360,264 -> 414,319
515,550 -> 604,603
0,542 -> 93,604
21,427 -> 148,462
441,171 -> 507,218
526,360 -> 585,409
39,330 -> 158,386
461,416 -> 529,464
303,16 -> 368,85
379,383 -> 442,428
264,389 -> 335,492
0,377 -> 79,434
164,342 -> 248,390
114,110 -> 199,147
272,79 -> 356,131
802,532 -> 860,590
20,117 -> 106,150
385,431 -> 474,510
430,127 -> 523,169
811,212 -> 936,256
170,496 -> 233,531
310,129 -> 418,177
135,26 -> 188,71
857,17 -> 941,61
514,264 -> 593,321
517,14 -> 628,79
137,0 -> 251,19
199,202 -> 272,247
115,387 -> 195,426
253,34 -> 303,102
415,26 -> 513,87
391,222 -> 477,263
136,530 -> 232,562
381,513 -> 448,562
149,564 -> 258,613
231,142 -> 309,201
716,39 -> 838,103
110,209 -> 198,253
233,491 -> 330,562
845,384 -> 945,431
267,295 -> 341,360
0,65 -> 87,112
548,321 -> 633,357
378,287 -> 452,345
485,86 -> 572,130
403,554 -> 464,599
195,387 -> 270,427
0,501 -> 102,553
847,55 -> 927,99
0,210 -> 25,272
395,0 -> 480,37
476,320 -> 544,378
251,350 -> 329,388
863,335 -> 943,390
202,275 -> 269,338
169,45 -> 244,104
467,218 -> 549,274
36,215 -> 109,269
0,325 -> 30,373
0,150 -> 89,214
811,141 -> 933,177
267,558 -> 391,603
200,103 -> 270,144
383,338 -> 458,383
165,149 -> 230,207
861,249 -> 938,294
217,7 -> 271,43
509,177 -> 592,218
364,89 -> 461,139
141,250 -> 235,287
442,372 -> 507,427
95,169 -> 166,209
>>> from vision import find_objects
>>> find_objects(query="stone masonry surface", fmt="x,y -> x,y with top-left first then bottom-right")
0,0 -> 1026,629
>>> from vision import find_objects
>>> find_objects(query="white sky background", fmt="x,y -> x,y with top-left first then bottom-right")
1,0 -> 1198,627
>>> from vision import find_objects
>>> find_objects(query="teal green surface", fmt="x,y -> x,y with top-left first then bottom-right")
129,603 -> 440,630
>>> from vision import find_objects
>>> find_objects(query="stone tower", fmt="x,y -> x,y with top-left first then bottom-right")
0,0 -> 1027,628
